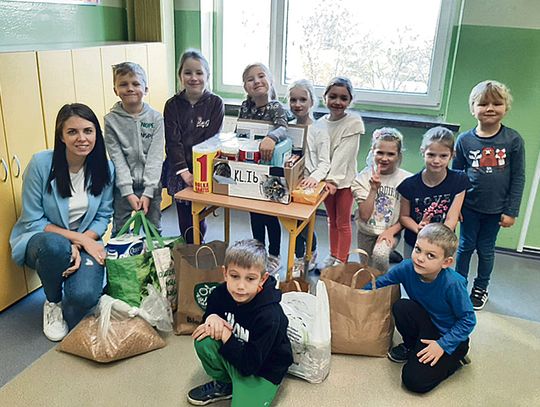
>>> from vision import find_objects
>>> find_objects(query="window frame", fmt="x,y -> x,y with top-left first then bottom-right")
205,0 -> 460,109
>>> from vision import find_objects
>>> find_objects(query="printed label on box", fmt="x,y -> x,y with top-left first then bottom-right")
213,159 -> 294,204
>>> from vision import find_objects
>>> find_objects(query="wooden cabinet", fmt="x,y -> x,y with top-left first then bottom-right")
0,52 -> 48,308
37,50 -> 76,148
72,47 -> 106,121
100,45 -> 127,112
0,105 -> 28,310
0,43 -> 173,311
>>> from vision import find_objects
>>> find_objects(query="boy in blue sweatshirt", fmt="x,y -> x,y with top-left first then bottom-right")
104,62 -> 164,235
188,239 -> 293,406
365,223 -> 476,393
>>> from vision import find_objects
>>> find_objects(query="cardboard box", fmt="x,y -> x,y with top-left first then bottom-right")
235,118 -> 307,151
212,156 -> 305,204
292,181 -> 326,205
211,120 -> 308,204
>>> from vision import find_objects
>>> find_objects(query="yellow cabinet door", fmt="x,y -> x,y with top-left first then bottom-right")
72,47 -> 106,125
37,50 -> 76,149
100,45 -> 127,111
0,52 -> 47,216
146,42 -> 171,114
0,113 -> 28,311
0,52 -> 48,293
125,43 -> 149,79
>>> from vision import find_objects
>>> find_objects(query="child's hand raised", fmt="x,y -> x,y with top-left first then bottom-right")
369,165 -> 381,191
417,339 -> 444,366
418,212 -> 433,232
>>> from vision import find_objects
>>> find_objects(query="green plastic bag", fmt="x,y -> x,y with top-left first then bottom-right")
106,212 -> 168,307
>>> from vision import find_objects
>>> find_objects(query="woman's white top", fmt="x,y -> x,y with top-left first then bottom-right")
68,168 -> 89,230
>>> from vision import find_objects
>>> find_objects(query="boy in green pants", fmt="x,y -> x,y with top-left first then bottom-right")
188,239 -> 293,406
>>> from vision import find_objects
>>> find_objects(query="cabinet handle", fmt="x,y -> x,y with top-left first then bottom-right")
12,155 -> 21,178
1,158 -> 8,182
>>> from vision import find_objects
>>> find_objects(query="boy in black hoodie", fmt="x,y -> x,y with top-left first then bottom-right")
187,239 -> 293,406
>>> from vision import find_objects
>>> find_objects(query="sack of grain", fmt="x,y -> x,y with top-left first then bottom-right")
57,296 -> 166,363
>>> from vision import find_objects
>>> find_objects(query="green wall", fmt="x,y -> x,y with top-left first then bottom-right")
445,24 -> 540,249
174,9 -> 201,65
0,1 -> 127,48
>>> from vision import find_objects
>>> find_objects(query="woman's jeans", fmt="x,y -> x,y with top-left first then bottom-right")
25,232 -> 105,329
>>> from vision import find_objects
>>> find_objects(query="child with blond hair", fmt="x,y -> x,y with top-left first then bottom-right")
453,80 -> 525,310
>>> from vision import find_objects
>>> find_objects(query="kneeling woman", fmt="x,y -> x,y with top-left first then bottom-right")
10,103 -> 114,341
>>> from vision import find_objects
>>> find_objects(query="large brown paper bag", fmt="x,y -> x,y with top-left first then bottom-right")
320,262 -> 400,356
172,241 -> 227,335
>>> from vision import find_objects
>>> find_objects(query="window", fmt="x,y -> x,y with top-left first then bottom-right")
206,0 -> 459,108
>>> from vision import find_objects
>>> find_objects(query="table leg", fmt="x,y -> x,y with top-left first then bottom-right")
191,202 -> 206,245
305,214 -> 316,262
224,208 -> 230,245
278,217 -> 301,281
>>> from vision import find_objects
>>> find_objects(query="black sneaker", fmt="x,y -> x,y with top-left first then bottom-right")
187,380 -> 232,405
459,355 -> 472,366
387,343 -> 410,363
389,250 -> 403,264
470,287 -> 488,310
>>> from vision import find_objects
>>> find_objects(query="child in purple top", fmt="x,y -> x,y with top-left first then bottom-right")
163,49 -> 224,243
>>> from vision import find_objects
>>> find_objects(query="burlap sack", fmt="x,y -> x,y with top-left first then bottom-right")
172,241 -> 227,335
57,316 -> 165,363
320,261 -> 400,357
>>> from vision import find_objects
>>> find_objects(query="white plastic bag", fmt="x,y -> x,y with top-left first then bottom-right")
281,280 -> 331,383
98,285 -> 173,336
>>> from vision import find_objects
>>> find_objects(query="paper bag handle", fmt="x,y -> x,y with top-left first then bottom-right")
195,245 -> 219,268
350,267 -> 377,289
350,248 -> 370,263
291,280 -> 302,292
183,225 -> 205,242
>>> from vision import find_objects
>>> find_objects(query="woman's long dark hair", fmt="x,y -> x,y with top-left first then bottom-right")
47,103 -> 111,198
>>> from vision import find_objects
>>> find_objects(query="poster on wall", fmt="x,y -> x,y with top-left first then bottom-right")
7,1 -> 100,5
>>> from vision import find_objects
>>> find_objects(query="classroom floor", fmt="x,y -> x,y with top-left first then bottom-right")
1,206 -> 539,390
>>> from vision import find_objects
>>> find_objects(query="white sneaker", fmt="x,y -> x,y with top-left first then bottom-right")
320,255 -> 337,269
333,259 -> 344,266
292,257 -> 304,278
43,301 -> 68,342
307,250 -> 318,271
267,254 -> 282,277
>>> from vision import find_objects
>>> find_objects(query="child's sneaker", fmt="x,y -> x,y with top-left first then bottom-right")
459,355 -> 472,366
187,380 -> 232,405
43,300 -> 68,342
267,254 -> 282,276
319,255 -> 337,269
470,286 -> 488,310
292,257 -> 304,278
332,258 -> 344,267
307,250 -> 318,272
387,343 -> 410,363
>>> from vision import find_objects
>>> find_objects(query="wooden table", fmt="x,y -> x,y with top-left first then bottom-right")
175,188 -> 328,280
